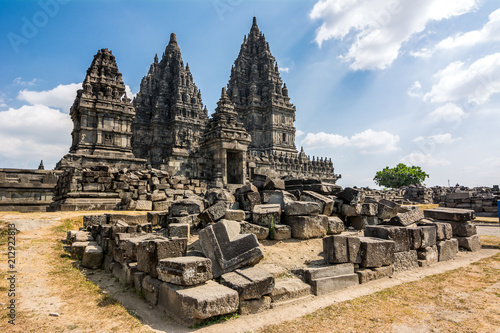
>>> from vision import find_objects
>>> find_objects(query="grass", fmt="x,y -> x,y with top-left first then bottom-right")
260,248 -> 500,333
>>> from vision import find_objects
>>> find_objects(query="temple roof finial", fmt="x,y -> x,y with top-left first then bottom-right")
170,33 -> 177,44
253,16 -> 257,26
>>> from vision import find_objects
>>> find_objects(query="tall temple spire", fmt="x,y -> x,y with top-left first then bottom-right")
133,33 -> 207,169
227,17 -> 297,156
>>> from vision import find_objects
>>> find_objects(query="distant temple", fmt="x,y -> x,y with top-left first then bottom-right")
55,17 -> 339,187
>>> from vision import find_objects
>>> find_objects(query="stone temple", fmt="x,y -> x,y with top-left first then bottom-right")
54,17 -> 339,190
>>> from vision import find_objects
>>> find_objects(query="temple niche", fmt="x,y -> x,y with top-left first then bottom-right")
56,48 -> 146,170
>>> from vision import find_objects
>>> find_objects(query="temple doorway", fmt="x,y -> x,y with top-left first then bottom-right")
227,151 -> 243,184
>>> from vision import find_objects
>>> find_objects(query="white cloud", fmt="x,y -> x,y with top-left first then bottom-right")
17,83 -> 81,113
0,105 -> 72,165
301,129 -> 399,154
0,95 -> 7,108
279,67 -> 290,73
408,80 -> 423,98
301,132 -> 349,149
125,85 -> 136,100
413,133 -> 461,144
426,103 -> 468,123
424,53 -> 500,105
296,129 -> 304,137
13,77 -> 37,86
400,152 -> 450,166
348,129 -> 399,154
309,0 -> 478,70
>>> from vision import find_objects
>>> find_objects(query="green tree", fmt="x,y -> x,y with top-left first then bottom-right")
373,163 -> 429,188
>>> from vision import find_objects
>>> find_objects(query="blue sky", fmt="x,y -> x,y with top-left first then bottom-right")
0,0 -> 499,188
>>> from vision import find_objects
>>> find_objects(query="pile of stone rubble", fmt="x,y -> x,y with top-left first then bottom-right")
64,177 -> 483,326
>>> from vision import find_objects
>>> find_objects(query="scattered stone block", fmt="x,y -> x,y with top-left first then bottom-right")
205,188 -> 235,206
377,199 -> 400,220
107,214 -> 149,225
361,203 -> 378,216
136,200 -> 153,211
158,280 -> 239,326
83,215 -> 107,228
157,256 -> 212,286
444,220 -> 477,237
171,198 -> 205,216
456,235 -> 481,252
327,216 -> 344,234
271,224 -> 291,240
220,267 -> 275,300
252,204 -> 281,226
420,225 -> 437,248
239,296 -> 271,315
237,183 -> 259,195
199,220 -> 264,278
341,204 -> 362,217
240,222 -> 269,240
286,215 -> 328,239
75,231 -> 93,242
387,206 -> 424,226
270,278 -> 312,303
264,178 -> 285,191
81,244 -> 103,269
147,211 -> 169,226
301,191 -> 334,215
423,207 -> 475,222
437,238 -> 459,261
71,241 -> 96,260
142,275 -> 161,305
323,235 -> 348,264
267,190 -> 296,209
364,225 -> 410,252
137,237 -> 188,278
198,201 -> 228,226
168,223 -> 190,238
419,221 -> 452,240
359,237 -> 395,268
337,187 -> 365,205
238,192 -> 261,211
225,209 -> 245,221
284,201 -> 320,216
406,226 -> 422,250
417,245 -> 438,267
153,201 -> 171,212
393,250 -> 418,273
308,273 -> 358,296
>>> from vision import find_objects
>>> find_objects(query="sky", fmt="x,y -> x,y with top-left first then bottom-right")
0,0 -> 499,188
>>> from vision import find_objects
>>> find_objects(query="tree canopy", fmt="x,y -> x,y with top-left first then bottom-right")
373,163 -> 429,188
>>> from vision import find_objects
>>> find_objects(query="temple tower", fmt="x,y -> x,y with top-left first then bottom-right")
227,17 -> 297,156
57,48 -> 145,170
133,33 -> 208,175
201,88 -> 251,187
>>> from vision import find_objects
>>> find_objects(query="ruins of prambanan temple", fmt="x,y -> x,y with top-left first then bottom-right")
57,17 -> 339,188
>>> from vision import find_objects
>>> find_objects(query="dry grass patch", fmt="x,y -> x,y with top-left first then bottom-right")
261,245 -> 500,333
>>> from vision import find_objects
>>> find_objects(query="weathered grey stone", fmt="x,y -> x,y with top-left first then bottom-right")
107,214 -> 149,225
225,209 -> 245,221
393,250 -> 418,273
149,192 -> 167,202
327,216 -> 344,234
361,203 -> 378,216
240,221 -> 269,240
456,235 -> 481,251
407,226 -> 422,250
158,280 -> 239,326
71,241 -> 96,260
272,224 -> 291,240
239,296 -> 271,315
308,273 -> 358,296
112,261 -> 126,283
252,204 -> 281,226
301,191 -> 334,215
199,220 -> 264,278
238,192 -> 261,211
437,238 -> 459,261
147,211 -> 169,226
133,270 -> 146,292
121,234 -> 160,261
168,223 -> 190,238
171,198 -> 205,216
359,237 -> 395,268
364,225 -> 410,253
418,221 -> 452,240
157,256 -> 212,286
75,231 -> 93,242
220,267 -> 274,300
205,188 -> 235,206
198,201 -> 228,226
417,245 -> 438,266
423,207 -> 475,222
387,206 -> 424,226
153,200 -> 171,212
136,200 -> 153,211
264,178 -> 285,191
137,237 -> 188,278
83,215 -> 107,228
420,225 -> 437,249
236,183 -> 259,195
305,263 -> 354,281
267,190 -> 296,209
337,187 -> 365,205
286,215 -> 328,239
341,204 -> 362,217
377,199 -> 400,220
270,278 -> 312,303
443,220 -> 477,237
357,265 -> 394,284
81,244 -> 103,269
323,235 -> 348,264
142,275 -> 161,305
284,201 -> 320,216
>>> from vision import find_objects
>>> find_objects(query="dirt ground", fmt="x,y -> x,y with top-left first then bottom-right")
0,211 -> 499,333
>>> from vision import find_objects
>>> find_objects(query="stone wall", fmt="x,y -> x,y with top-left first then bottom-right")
0,168 -> 61,212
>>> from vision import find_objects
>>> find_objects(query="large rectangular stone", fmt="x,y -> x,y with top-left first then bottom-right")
81,244 -> 103,269
443,220 -> 477,237
418,221 -> 452,240
301,191 -> 334,215
417,245 -> 438,266
323,236 -> 361,264
199,220 -> 264,278
158,280 -> 239,326
364,225 -> 410,252
305,263 -> 354,281
423,207 -> 475,222
284,201 -> 320,216
142,275 -> 161,306
437,239 -> 459,261
238,192 -> 262,211
220,267 -> 274,300
286,215 -> 328,239
387,206 -> 424,226
137,237 -> 188,278
337,187 -> 364,205
309,274 -> 359,296
420,225 -> 437,248
170,198 -> 205,216
393,250 -> 418,273
359,237 -> 395,268
252,204 -> 281,226
377,199 -> 400,220
327,216 -> 344,235
157,256 -> 212,286
270,278 -> 312,303
456,235 -> 481,252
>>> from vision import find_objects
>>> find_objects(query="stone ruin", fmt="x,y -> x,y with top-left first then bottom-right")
65,178 -> 482,326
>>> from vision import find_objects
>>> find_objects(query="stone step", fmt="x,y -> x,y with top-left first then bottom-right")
305,263 -> 355,281
424,207 -> 475,222
270,294 -> 314,309
270,278 -> 312,304
309,273 -> 359,296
